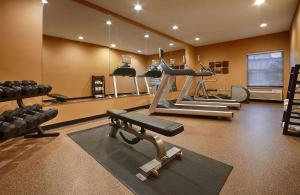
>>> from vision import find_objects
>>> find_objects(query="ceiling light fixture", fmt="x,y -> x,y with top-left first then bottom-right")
134,4 -> 143,11
144,34 -> 150,38
41,0 -> 48,4
111,43 -> 116,48
137,50 -> 142,53
169,43 -> 174,46
106,20 -> 112,25
254,0 -> 265,6
172,25 -> 179,30
195,37 -> 200,41
78,36 -> 84,40
260,23 -> 268,28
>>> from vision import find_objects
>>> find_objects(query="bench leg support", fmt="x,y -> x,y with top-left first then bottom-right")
109,121 -> 182,181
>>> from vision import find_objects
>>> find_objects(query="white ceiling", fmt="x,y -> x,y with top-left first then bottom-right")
43,0 -> 184,55
87,0 -> 298,46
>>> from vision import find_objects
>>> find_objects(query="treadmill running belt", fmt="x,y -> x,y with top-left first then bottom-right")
158,101 -> 230,111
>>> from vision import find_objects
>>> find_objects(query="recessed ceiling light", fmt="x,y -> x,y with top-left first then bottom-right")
78,36 -> 84,40
134,4 -> 142,11
144,34 -> 150,38
169,43 -> 174,46
111,43 -> 116,48
260,23 -> 268,28
172,25 -> 179,30
137,50 -> 142,53
106,20 -> 112,25
41,0 -> 48,4
254,0 -> 265,6
195,37 -> 200,41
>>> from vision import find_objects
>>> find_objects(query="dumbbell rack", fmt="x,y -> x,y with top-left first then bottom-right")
282,64 -> 300,137
0,92 -> 59,138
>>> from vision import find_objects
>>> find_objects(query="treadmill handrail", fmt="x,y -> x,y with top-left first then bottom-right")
158,59 -> 195,76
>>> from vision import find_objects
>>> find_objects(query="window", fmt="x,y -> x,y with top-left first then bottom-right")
247,51 -> 283,87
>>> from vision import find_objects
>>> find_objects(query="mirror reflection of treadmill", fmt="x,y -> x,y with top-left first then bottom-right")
110,55 -> 140,98
148,49 -> 234,118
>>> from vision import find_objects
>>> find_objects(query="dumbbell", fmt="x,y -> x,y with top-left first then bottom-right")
2,81 -> 23,97
0,120 -> 17,141
0,114 -> 27,136
37,84 -> 52,95
0,86 -> 19,98
1,109 -> 40,130
6,81 -> 36,96
21,80 -> 37,86
0,88 -> 4,98
24,105 -> 58,121
23,105 -> 49,123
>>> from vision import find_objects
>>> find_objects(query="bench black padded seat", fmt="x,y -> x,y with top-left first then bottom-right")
107,110 -> 184,136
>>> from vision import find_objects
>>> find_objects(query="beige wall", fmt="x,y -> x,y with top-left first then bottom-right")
290,2 -> 300,66
196,32 -> 290,95
0,0 -> 43,112
43,35 -> 148,98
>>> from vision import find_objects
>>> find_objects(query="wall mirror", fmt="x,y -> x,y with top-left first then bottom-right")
42,0 -> 185,105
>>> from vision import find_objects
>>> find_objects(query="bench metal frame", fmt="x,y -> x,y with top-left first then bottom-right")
109,117 -> 181,181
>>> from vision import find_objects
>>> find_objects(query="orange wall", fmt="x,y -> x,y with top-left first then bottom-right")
291,2 -> 300,66
196,32 -> 290,95
0,0 -> 43,112
43,35 -> 148,98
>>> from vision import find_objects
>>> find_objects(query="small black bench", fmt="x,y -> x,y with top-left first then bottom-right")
107,110 -> 183,136
107,110 -> 184,180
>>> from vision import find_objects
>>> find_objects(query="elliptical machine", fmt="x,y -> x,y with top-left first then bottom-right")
193,56 -> 250,103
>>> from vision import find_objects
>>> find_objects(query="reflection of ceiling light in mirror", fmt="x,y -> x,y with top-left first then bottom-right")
106,20 -> 112,25
41,0 -> 48,4
195,37 -> 200,41
78,36 -> 84,40
144,34 -> 150,38
134,4 -> 143,11
172,25 -> 179,30
260,23 -> 268,28
137,50 -> 142,53
254,0 -> 265,6
169,43 -> 174,46
111,44 -> 116,48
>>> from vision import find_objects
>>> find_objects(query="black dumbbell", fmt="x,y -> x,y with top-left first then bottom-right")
21,80 -> 37,86
0,88 -> 3,98
0,120 -> 17,141
25,105 -> 58,121
0,86 -> 20,98
2,109 -> 39,129
37,84 -> 52,95
23,105 -> 49,123
0,112 -> 27,136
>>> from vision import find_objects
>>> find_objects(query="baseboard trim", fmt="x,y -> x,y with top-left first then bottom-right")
42,104 -> 150,130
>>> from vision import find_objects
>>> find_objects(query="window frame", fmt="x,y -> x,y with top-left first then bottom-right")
247,50 -> 284,88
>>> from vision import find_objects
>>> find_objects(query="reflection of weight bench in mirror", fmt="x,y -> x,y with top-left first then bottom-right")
47,93 -> 69,103
110,55 -> 140,98
107,109 -> 183,181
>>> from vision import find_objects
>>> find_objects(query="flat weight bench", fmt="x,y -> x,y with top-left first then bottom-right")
107,109 -> 184,181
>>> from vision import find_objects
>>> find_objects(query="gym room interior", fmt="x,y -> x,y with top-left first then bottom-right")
0,0 -> 300,194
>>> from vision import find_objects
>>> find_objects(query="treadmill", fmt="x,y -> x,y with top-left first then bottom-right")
175,72 -> 241,109
148,49 -> 233,118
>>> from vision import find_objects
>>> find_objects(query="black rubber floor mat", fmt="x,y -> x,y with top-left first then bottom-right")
68,125 -> 233,195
